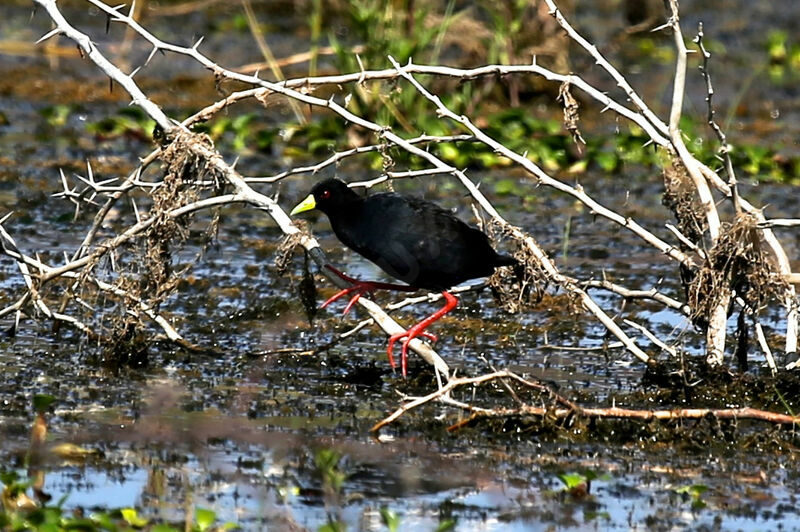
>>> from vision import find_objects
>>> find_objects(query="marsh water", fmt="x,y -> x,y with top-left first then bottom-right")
2,1 -> 800,530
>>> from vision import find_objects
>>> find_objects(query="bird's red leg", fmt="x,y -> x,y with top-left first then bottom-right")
387,291 -> 458,377
321,265 -> 418,315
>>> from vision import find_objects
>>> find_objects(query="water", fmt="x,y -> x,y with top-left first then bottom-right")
2,1 -> 800,530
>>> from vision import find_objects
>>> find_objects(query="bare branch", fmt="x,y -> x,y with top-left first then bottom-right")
371,369 -> 800,432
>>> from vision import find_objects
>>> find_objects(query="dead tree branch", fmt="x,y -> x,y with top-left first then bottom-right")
371,369 -> 800,432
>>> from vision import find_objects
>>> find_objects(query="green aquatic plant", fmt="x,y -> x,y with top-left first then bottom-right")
555,468 -> 612,498
379,507 -> 401,532
39,104 -> 74,127
315,448 -> 347,496
193,113 -> 278,154
674,483 -> 709,510
87,107 -> 156,141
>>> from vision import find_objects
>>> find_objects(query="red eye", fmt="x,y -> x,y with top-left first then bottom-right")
321,190 -> 331,199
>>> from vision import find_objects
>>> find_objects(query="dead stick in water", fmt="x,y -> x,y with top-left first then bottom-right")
370,370 -> 800,433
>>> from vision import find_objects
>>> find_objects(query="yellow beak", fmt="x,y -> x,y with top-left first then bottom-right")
290,194 -> 317,216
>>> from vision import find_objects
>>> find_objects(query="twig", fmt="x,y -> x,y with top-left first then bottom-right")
757,219 -> 800,229
582,279 -> 691,315
694,22 -> 741,215
244,134 -> 474,184
623,318 -> 679,357
663,1 -> 721,242
753,319 -> 777,375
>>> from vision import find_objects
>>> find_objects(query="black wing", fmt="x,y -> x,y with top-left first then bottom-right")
346,193 -> 500,290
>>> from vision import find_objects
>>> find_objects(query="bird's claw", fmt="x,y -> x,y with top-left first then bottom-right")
387,330 -> 438,377
321,265 -> 420,317
320,285 -> 372,316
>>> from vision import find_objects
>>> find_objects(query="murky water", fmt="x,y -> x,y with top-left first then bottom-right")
1,1 -> 800,530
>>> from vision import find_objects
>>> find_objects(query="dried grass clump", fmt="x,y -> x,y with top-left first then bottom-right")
107,132 -> 221,360
275,220 -> 317,322
558,81 -> 584,146
274,220 -> 310,276
662,159 -> 707,246
487,220 -> 548,313
688,213 -> 788,328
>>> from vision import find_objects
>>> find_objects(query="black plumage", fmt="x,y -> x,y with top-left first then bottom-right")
309,179 -> 514,289
290,178 -> 515,375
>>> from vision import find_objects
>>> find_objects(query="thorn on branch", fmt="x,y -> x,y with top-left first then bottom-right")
36,28 -> 61,44
650,20 -> 672,33
356,54 -> 366,85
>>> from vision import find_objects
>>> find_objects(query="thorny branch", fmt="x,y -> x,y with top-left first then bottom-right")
542,0 -> 796,362
19,0 -> 451,378
694,22 -> 741,215
179,54 -> 797,362
2,0 -> 797,401
370,370 -> 800,433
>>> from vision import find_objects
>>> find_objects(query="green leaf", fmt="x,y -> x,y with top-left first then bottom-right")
379,508 -> 400,532
493,178 -> 517,195
675,484 -> 709,497
61,517 -> 101,530
477,152 -> 504,167
437,143 -> 460,162
557,472 -> 586,490
231,114 -> 254,132
33,394 -> 56,414
121,507 -> 148,527
767,30 -> 788,61
0,470 -> 20,486
308,138 -> 335,154
582,470 -> 600,482
195,508 -> 216,531
594,150 -> 618,172
435,519 -> 457,532
318,521 -> 346,532
40,104 -> 73,127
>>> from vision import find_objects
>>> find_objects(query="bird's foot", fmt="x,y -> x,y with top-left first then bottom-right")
385,291 -> 459,377
387,329 -> 438,377
320,283 -> 375,315
321,264 -> 418,316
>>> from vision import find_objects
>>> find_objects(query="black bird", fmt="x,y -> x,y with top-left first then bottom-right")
290,178 -> 515,376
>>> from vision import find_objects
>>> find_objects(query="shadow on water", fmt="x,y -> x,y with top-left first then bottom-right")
1,1 -> 800,530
